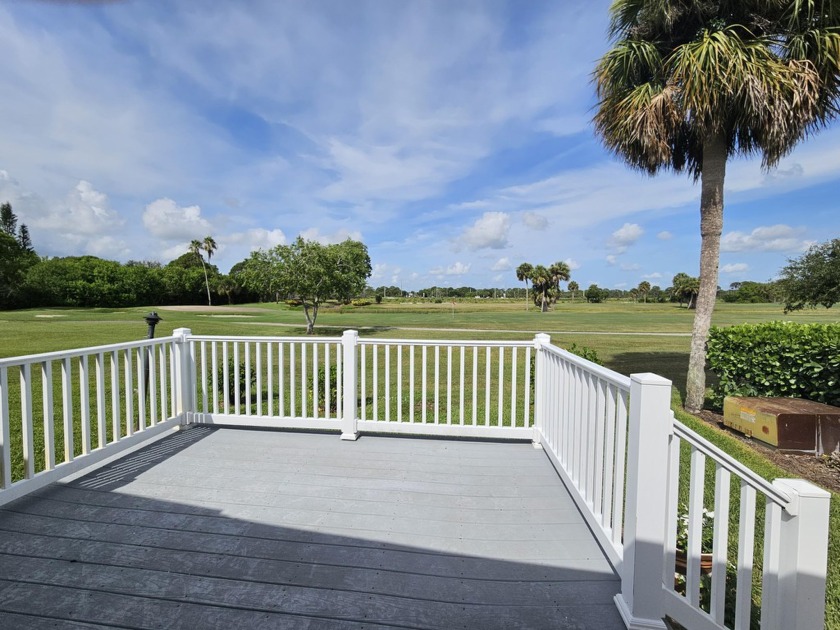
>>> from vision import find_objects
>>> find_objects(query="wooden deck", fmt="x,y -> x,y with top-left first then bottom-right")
0,427 -> 623,629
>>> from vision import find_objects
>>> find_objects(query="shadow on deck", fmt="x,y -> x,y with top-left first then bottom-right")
0,427 -> 623,629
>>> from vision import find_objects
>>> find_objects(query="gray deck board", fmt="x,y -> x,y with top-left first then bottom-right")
0,427 -> 624,629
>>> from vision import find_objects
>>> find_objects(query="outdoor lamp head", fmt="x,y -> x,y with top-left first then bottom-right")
144,312 -> 162,327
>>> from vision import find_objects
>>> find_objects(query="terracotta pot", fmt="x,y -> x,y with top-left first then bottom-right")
675,549 -> 713,575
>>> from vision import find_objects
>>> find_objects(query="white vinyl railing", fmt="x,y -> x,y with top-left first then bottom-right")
533,334 -> 630,568
661,420 -> 830,630
0,331 -> 189,505
0,327 -> 830,630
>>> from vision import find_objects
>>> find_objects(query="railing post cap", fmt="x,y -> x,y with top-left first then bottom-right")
774,478 -> 831,500
630,372 -> 671,387
173,327 -> 191,337
534,333 -> 551,344
342,329 -> 358,339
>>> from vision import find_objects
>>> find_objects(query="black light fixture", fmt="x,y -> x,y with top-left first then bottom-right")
144,312 -> 162,339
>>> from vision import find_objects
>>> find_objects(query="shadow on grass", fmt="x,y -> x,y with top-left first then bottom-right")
606,351 -> 719,406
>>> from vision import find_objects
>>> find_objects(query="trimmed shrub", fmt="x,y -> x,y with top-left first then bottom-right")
351,299 -> 372,307
707,322 -> 840,407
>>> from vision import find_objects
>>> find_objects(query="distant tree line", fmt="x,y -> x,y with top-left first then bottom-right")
0,203 -> 262,309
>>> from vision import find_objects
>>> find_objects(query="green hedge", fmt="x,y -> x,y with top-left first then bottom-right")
707,322 -> 840,407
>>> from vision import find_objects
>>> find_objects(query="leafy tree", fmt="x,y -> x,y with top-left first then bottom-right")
243,237 -> 371,334
0,232 -> 35,308
585,283 -> 609,303
515,263 -> 533,311
568,280 -> 579,300
779,238 -> 840,312
720,280 -> 780,304
594,0 -> 840,411
637,280 -> 651,303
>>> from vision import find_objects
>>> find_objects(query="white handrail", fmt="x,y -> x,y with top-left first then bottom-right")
673,418 -> 792,509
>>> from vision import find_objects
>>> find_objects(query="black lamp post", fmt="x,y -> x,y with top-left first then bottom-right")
143,312 -> 162,399
144,311 -> 162,340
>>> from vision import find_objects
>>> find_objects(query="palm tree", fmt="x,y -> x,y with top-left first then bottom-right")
515,263 -> 533,311
593,0 -> 839,411
531,261 -> 572,312
189,236 -> 218,306
568,280 -> 579,301
638,280 -> 651,303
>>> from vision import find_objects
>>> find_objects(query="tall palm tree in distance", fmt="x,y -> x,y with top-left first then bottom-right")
189,236 -> 218,306
594,0 -> 839,411
516,262 -> 533,311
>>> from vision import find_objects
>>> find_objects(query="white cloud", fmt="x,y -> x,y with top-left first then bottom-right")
657,231 -> 673,240
143,198 -> 211,240
430,261 -> 471,276
721,263 -> 749,274
458,212 -> 510,251
227,228 -> 286,251
643,272 -> 663,279
620,262 -> 640,271
564,258 -> 580,270
491,257 -> 512,271
609,223 -> 643,252
606,255 -> 617,265
23,180 -> 123,236
720,225 -> 810,253
522,211 -> 548,230
299,227 -> 363,244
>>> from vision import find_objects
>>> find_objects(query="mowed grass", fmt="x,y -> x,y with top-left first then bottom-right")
2,300 -> 839,627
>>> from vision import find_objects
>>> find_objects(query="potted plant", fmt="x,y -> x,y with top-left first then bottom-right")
675,504 -> 714,575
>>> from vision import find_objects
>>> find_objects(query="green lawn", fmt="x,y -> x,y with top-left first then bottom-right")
1,300 -> 838,628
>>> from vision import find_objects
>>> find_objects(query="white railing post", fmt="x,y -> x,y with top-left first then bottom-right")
341,330 -> 359,440
172,328 -> 194,425
771,478 -> 830,630
615,372 -> 672,630
532,333 -> 550,448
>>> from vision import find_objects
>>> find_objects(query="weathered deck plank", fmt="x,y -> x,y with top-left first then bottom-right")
0,427 -> 624,629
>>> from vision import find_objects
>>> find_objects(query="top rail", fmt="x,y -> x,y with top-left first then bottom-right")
0,335 -> 179,368
542,343 -> 631,390
673,416 -> 792,508
358,338 -> 535,348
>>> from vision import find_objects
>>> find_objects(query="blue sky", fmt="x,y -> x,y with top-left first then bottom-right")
1,1 -> 838,292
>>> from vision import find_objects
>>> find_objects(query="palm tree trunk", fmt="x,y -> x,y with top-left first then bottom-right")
685,134 -> 726,412
200,259 -> 212,306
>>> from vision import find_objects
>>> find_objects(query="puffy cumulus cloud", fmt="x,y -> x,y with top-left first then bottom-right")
23,180 -> 123,236
430,262 -> 471,276
609,223 -> 643,252
491,257 -> 511,271
720,225 -> 810,253
657,231 -> 673,240
299,227 -> 363,244
458,212 -> 510,251
86,235 -> 131,259
606,255 -> 617,265
563,258 -> 580,270
227,228 -> 286,251
721,263 -> 749,274
522,211 -> 548,230
143,198 -> 211,240
370,263 -> 390,280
